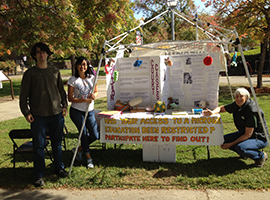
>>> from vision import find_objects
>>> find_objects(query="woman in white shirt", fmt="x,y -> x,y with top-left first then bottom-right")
68,56 -> 99,168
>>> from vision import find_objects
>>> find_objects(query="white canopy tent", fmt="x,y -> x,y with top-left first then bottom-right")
69,7 -> 269,173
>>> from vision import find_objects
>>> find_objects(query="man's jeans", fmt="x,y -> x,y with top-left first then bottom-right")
224,131 -> 268,160
31,113 -> 65,178
70,107 -> 99,154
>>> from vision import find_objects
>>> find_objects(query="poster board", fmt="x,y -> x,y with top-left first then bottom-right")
169,52 -> 220,110
106,56 -> 169,110
106,51 -> 222,110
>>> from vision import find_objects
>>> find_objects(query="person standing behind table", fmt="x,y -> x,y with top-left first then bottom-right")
202,88 -> 269,167
67,56 -> 99,169
20,60 -> 25,73
19,42 -> 68,187
23,55 -> 27,68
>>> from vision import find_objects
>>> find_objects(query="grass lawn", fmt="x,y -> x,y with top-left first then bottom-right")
59,67 -> 106,77
1,80 -> 270,190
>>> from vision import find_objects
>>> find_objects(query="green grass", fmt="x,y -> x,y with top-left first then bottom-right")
1,83 -> 270,190
60,67 -> 106,77
59,69 -> 72,77
0,79 -> 21,98
232,46 -> 260,57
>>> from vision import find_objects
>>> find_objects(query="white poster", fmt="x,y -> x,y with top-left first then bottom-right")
107,54 -> 220,110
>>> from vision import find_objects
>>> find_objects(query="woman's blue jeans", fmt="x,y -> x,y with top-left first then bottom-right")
224,131 -> 268,160
31,113 -> 65,178
70,107 -> 99,154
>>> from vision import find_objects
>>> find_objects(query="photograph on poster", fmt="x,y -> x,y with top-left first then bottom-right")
183,72 -> 192,84
186,57 -> 192,65
194,100 -> 201,107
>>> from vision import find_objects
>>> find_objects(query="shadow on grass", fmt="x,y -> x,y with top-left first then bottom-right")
152,157 -> 252,179
0,146 -> 254,189
0,183 -> 66,200
86,148 -> 253,177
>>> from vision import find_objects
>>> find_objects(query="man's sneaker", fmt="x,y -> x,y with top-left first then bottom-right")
72,148 -> 83,162
56,168 -> 68,177
87,158 -> 94,168
254,151 -> 268,168
34,177 -> 44,187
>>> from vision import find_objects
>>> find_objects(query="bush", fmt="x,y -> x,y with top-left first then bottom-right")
0,60 -> 17,73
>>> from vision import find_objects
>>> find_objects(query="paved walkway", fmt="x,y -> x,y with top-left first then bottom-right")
1,188 -> 270,200
219,74 -> 270,85
1,75 -> 270,199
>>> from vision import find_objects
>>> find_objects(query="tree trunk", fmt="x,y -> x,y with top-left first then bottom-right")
257,40 -> 268,88
95,52 -> 99,62
70,54 -> 76,76
266,38 -> 270,73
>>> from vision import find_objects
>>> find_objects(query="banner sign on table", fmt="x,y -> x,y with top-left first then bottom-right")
100,113 -> 224,146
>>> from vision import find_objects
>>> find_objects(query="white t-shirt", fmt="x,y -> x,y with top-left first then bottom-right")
67,75 -> 95,112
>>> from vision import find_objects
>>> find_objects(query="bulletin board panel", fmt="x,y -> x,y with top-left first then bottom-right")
169,52 -> 221,110
106,56 -> 168,110
106,51 -> 222,111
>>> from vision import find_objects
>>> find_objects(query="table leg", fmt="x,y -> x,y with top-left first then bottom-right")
207,145 -> 210,159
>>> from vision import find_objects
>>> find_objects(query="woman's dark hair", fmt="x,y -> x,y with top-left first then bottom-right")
74,56 -> 95,78
30,42 -> 53,62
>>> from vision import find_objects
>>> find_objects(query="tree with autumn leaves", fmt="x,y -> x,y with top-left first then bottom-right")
133,0 -> 219,43
0,0 -> 83,57
1,0 -> 268,87
0,0 -> 137,66
133,0 -> 197,42
75,0 -> 136,60
204,0 -> 270,88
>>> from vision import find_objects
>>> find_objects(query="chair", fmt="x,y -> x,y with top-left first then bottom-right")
9,129 -> 53,173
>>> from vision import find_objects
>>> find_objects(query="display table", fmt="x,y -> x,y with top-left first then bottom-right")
100,112 -> 224,162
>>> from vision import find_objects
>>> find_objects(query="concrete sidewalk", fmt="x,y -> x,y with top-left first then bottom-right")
219,75 -> 270,85
1,188 -> 270,200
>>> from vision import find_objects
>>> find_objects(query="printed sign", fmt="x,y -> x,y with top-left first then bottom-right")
100,114 -> 224,146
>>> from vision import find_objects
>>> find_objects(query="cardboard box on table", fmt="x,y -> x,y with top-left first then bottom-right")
105,52 -> 222,162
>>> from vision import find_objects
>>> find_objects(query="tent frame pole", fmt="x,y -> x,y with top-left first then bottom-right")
234,28 -> 270,148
